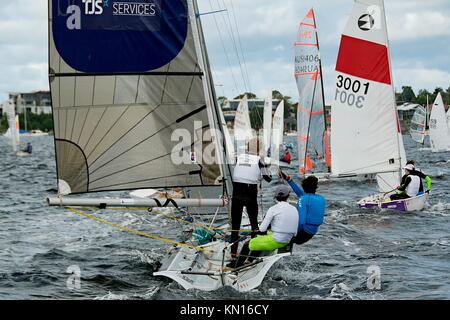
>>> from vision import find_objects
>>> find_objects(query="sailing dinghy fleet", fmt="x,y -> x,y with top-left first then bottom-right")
45,0 -> 442,292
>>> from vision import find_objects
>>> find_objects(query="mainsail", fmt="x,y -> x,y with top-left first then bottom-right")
271,100 -> 284,159
3,102 -> 20,152
410,105 -> 427,144
233,95 -> 254,156
294,8 -> 329,175
330,0 -> 405,189
219,100 -> 235,163
48,0 -> 231,196
429,92 -> 450,152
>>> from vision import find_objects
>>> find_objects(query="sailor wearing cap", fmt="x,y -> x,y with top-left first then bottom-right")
390,163 -> 421,200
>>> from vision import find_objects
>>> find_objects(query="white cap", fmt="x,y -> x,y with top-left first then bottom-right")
403,164 -> 414,171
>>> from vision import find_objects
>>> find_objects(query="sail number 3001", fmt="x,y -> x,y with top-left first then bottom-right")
335,75 -> 369,108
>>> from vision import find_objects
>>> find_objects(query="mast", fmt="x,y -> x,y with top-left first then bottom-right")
191,0 -> 233,198
382,0 -> 403,179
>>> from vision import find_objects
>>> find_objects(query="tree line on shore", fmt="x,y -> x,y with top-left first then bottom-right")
0,86 -> 447,133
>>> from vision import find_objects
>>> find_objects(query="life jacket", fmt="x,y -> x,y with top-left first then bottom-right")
406,175 -> 420,197
232,154 -> 261,184
294,194 -> 325,243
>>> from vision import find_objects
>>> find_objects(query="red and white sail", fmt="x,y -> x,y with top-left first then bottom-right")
294,8 -> 329,175
330,0 -> 405,186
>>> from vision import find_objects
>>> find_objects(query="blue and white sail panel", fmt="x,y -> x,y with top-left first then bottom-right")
49,0 -> 223,194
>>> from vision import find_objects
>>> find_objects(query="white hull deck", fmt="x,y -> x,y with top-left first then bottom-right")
358,192 -> 429,212
154,240 -> 290,292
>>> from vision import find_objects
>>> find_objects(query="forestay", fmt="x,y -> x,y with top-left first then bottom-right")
294,9 -> 329,175
48,0 -> 229,195
330,0 -> 404,180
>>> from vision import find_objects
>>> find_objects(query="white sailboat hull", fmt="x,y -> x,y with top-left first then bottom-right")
357,192 -> 428,212
154,240 -> 289,292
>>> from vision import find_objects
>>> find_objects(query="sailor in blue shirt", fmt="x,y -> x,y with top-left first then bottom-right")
279,170 -> 325,244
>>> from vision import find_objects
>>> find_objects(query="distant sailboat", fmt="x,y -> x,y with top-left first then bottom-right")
410,105 -> 427,145
429,92 -> 450,152
46,0 -> 289,291
3,102 -> 20,152
294,8 -> 330,176
262,90 -> 273,158
233,95 -> 255,155
329,0 -> 427,211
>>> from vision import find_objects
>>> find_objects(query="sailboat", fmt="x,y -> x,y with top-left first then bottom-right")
3,102 -> 20,152
233,94 -> 255,156
328,0 -> 427,211
262,90 -> 273,158
410,105 -> 428,145
294,8 -> 332,178
2,101 -> 31,157
47,0 -> 289,292
429,92 -> 450,152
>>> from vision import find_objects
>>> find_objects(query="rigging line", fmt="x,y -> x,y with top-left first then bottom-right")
217,0 -> 248,93
66,207 -> 207,252
227,0 -> 252,93
207,0 -> 240,94
88,104 -> 162,169
303,76 -> 319,173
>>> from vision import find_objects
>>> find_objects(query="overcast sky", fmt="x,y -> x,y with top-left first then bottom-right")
1,0 -> 449,104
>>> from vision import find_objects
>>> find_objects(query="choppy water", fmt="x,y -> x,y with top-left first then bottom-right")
0,135 -> 449,300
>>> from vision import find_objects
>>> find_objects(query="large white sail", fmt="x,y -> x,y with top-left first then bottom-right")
219,100 -> 235,163
294,9 -> 329,175
3,102 -> 20,152
330,0 -> 403,180
48,0 -> 230,195
262,90 -> 273,157
410,105 -> 427,144
429,93 -> 450,152
233,95 -> 254,156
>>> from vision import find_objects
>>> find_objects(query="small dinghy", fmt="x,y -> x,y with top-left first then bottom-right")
357,192 -> 429,212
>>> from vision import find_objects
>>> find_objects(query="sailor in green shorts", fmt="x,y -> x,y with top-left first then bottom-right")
229,185 -> 298,268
